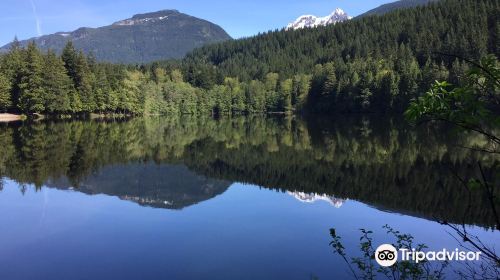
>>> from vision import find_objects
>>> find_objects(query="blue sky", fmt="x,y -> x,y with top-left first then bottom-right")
0,0 -> 393,46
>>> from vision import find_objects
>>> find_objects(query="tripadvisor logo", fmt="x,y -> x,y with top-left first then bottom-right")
375,244 -> 482,267
375,244 -> 398,267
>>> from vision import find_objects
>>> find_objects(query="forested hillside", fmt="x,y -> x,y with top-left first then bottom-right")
0,0 -> 498,116
181,0 -> 498,113
0,10 -> 231,64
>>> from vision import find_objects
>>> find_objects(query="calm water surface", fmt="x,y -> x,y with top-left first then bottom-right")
0,116 -> 498,280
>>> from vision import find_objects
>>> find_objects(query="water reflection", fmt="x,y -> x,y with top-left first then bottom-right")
287,191 -> 345,208
45,163 -> 231,209
0,116 -> 498,227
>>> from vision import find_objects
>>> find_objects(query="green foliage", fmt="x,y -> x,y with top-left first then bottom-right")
42,50 -> 72,113
170,69 -> 184,83
330,225 -> 447,280
279,78 -> 293,113
292,74 -> 311,111
0,72 -> 12,112
406,54 -> 500,237
406,55 -> 500,147
18,42 -> 45,113
246,80 -> 266,113
264,73 -> 280,111
0,41 -> 147,115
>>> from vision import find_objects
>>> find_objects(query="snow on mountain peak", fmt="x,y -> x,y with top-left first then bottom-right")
286,8 -> 352,30
334,8 -> 345,14
113,15 -> 169,26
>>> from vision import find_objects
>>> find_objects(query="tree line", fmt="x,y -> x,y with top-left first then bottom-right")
0,0 -> 498,116
0,40 -> 151,115
0,39 -> 311,116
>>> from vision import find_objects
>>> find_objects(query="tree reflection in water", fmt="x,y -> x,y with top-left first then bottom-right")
0,116 -> 497,227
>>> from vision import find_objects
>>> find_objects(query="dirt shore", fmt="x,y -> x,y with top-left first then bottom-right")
0,113 -> 23,122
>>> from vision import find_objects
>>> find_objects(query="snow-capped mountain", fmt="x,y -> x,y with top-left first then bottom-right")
286,8 -> 352,30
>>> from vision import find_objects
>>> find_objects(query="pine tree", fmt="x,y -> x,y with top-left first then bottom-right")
279,79 -> 293,113
247,80 -> 266,113
68,89 -> 83,113
0,72 -> 12,112
61,41 -> 78,83
153,67 -> 168,84
322,62 -> 337,96
61,41 -> 95,113
93,66 -> 111,113
106,89 -> 119,113
293,74 -> 311,111
223,77 -> 245,113
42,50 -> 72,113
2,37 -> 24,109
75,51 -> 95,112
264,73 -> 279,111
318,62 -> 338,111
121,71 -> 143,114
18,42 -> 45,113
376,71 -> 399,109
171,69 -> 184,83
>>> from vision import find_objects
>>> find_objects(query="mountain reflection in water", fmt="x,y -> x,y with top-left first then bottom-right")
0,116 -> 497,227
45,163 -> 231,210
287,191 -> 345,208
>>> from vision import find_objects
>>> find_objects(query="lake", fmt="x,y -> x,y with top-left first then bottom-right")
0,116 -> 498,279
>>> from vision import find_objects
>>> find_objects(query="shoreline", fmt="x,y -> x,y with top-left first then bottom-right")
0,113 -> 23,123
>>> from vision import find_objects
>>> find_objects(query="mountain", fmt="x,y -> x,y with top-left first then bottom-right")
286,8 -> 352,30
358,0 -> 439,18
0,10 -> 231,64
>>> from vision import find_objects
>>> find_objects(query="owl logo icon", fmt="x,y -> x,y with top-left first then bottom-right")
375,244 -> 398,267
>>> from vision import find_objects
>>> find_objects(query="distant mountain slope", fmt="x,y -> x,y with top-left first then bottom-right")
0,10 -> 231,63
358,0 -> 439,18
